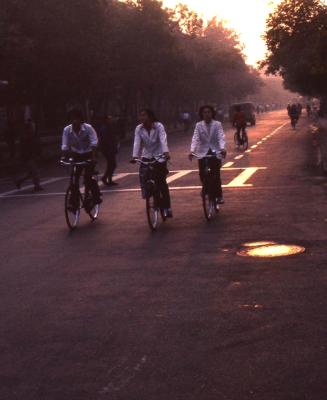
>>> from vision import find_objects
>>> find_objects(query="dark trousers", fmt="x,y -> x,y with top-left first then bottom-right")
102,152 -> 117,182
17,159 -> 40,187
198,157 -> 223,199
71,152 -> 101,206
140,160 -> 171,209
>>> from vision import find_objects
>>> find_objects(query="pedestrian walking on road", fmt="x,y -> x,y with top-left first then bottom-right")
15,119 -> 43,191
99,116 -> 118,186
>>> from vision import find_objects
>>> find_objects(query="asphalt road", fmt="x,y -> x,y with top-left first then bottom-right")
1,111 -> 327,400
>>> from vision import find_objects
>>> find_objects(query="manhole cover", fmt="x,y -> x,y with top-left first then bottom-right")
238,243 -> 306,258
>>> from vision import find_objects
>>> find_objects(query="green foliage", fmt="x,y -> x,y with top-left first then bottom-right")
0,0 -> 261,120
262,0 -> 327,98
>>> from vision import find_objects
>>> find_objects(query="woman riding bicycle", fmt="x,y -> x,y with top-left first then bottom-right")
189,105 -> 226,204
132,109 -> 173,218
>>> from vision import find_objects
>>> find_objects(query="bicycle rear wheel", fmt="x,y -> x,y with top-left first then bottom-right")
146,195 -> 159,231
242,133 -> 249,150
65,187 -> 80,230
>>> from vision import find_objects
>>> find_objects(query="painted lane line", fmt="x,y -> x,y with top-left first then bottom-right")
257,141 -> 263,144
245,150 -> 252,153
223,162 -> 234,168
234,155 -> 244,160
226,167 -> 267,188
0,177 -> 65,197
251,145 -> 258,149
166,170 -> 192,184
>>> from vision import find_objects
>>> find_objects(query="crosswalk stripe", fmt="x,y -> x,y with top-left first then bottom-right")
167,170 -> 192,184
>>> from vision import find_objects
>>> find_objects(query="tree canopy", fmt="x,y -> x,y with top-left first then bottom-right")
0,0 -> 261,124
262,0 -> 327,105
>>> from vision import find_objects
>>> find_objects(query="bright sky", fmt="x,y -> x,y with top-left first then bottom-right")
162,0 -> 281,65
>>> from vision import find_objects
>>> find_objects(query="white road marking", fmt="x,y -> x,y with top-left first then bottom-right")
0,177 -> 65,197
251,145 -> 258,149
223,162 -> 234,168
226,167 -> 267,187
166,170 -> 192,184
234,155 -> 244,160
1,167 -> 268,198
245,150 -> 252,153
257,141 -> 263,144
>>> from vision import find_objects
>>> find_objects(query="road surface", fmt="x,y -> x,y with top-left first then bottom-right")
1,111 -> 326,400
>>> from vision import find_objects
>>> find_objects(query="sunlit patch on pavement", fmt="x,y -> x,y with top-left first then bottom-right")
238,242 -> 306,258
243,241 -> 276,247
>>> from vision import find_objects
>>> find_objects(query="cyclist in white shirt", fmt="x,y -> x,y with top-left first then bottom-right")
132,109 -> 173,218
189,105 -> 227,204
61,109 -> 102,208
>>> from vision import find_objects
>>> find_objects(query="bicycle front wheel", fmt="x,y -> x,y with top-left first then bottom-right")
146,195 -> 159,231
202,191 -> 216,221
65,187 -> 80,230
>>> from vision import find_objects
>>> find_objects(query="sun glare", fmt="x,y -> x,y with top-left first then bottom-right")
163,0 -> 282,65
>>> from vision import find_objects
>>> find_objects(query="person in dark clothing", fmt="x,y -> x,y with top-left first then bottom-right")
99,116 -> 118,186
15,120 -> 43,191
4,122 -> 17,159
233,105 -> 247,144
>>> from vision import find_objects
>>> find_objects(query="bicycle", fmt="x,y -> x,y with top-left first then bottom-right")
60,158 -> 100,230
290,115 -> 299,129
131,155 -> 168,231
191,152 -> 224,221
234,128 -> 249,150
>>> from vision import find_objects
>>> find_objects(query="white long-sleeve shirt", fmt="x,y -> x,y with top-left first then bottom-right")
190,120 -> 225,158
61,123 -> 98,154
133,122 -> 169,159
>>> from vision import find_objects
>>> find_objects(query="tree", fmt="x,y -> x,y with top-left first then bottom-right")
262,0 -> 327,113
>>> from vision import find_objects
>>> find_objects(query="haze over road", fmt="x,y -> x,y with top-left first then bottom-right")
1,111 -> 327,400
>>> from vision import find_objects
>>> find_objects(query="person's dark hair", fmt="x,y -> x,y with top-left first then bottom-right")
69,108 -> 84,122
140,109 -> 158,122
199,105 -> 216,120
235,105 -> 242,112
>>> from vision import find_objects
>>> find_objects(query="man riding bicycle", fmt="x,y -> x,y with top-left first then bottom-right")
288,103 -> 300,128
233,105 -> 247,144
189,105 -> 226,205
61,109 -> 102,210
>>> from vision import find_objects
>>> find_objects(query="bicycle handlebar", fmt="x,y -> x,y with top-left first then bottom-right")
60,159 -> 93,167
131,155 -> 168,166
191,152 -> 225,160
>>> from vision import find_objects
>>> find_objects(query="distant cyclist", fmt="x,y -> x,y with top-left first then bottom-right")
189,105 -> 226,204
288,103 -> 300,129
131,109 -> 173,218
61,109 -> 102,209
233,105 -> 247,145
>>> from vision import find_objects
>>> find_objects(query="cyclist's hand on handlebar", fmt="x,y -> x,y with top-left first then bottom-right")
188,153 -> 194,161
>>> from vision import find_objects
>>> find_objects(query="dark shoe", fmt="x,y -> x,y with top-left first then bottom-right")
101,177 -> 110,186
108,181 -> 118,186
34,186 -> 44,192
217,197 -> 225,205
15,180 -> 22,190
164,208 -> 173,218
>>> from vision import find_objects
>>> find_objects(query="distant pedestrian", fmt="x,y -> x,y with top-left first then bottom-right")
15,120 -> 43,191
99,116 -> 118,186
4,121 -> 17,159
